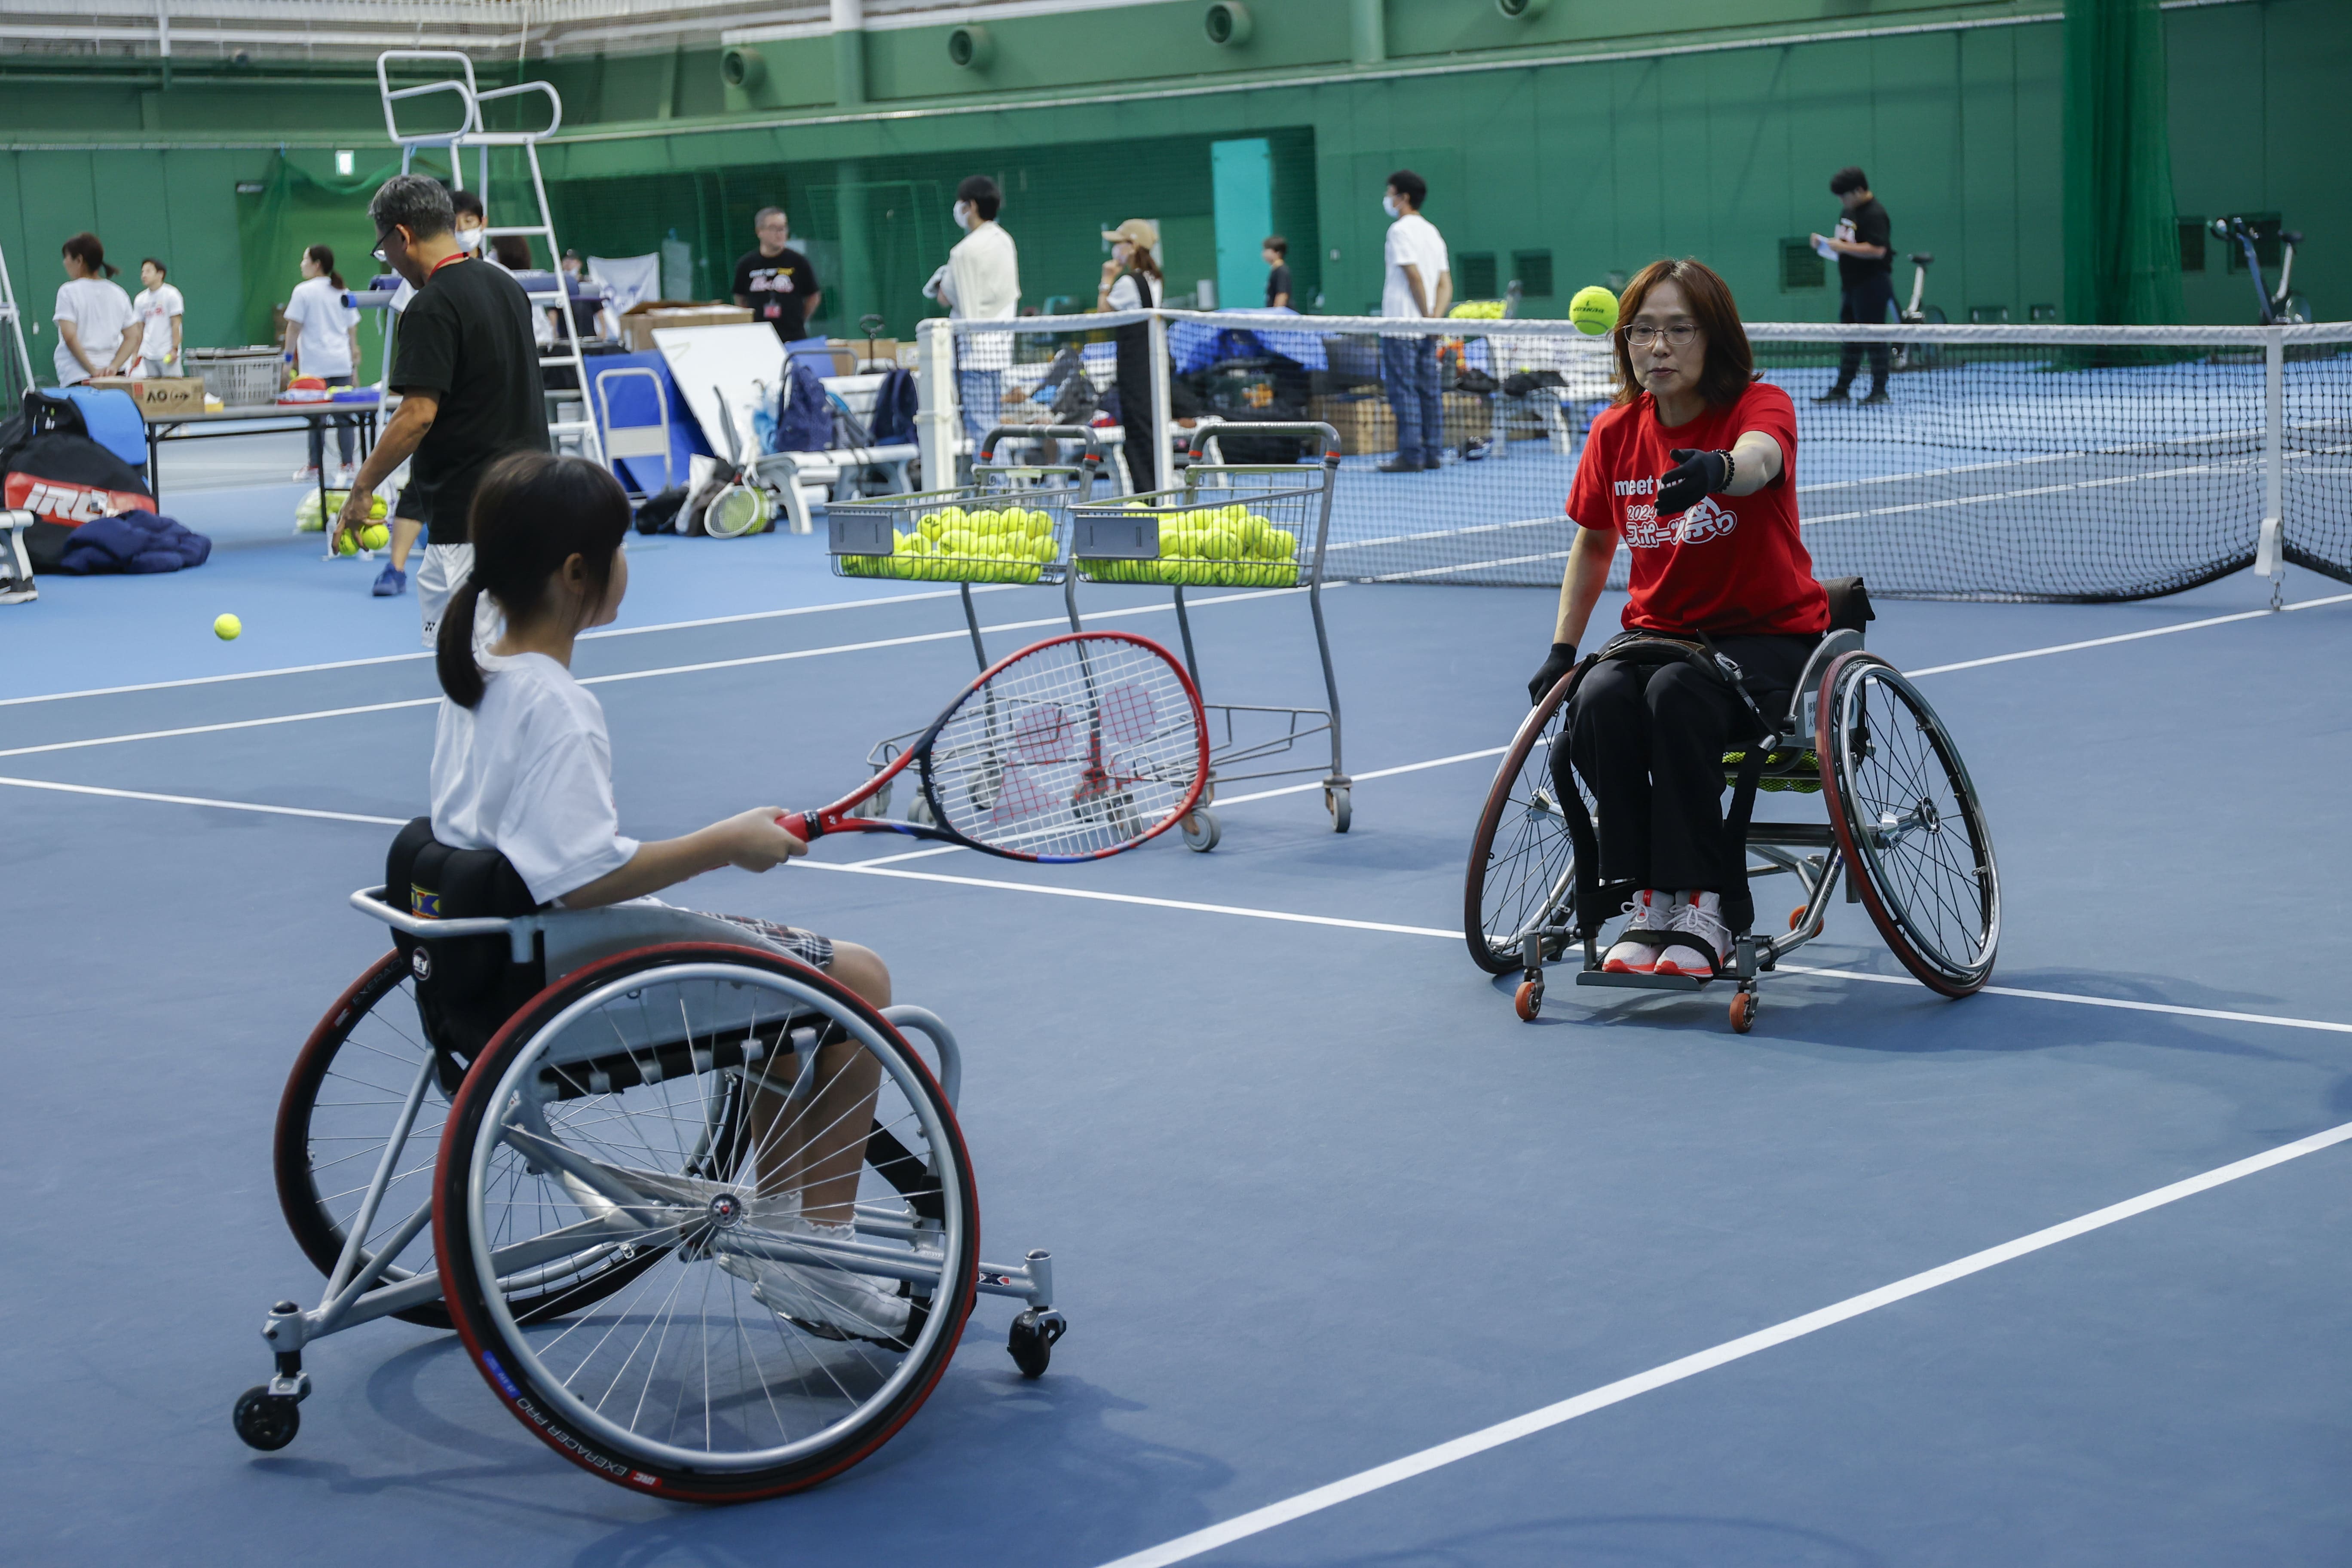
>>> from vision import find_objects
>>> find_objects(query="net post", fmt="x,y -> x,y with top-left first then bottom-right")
919,317 -> 956,491
1147,310 -> 1174,492
2259,328 -> 2285,609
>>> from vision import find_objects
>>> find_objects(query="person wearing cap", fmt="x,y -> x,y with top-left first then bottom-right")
1096,219 -> 1165,493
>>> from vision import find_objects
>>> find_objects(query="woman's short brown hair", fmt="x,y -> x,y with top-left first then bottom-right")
1610,257 -> 1756,409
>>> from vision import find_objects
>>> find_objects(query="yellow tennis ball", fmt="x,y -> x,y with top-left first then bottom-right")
334,529 -> 358,556
1569,285 -> 1619,336
213,613 -> 242,640
358,523 -> 389,550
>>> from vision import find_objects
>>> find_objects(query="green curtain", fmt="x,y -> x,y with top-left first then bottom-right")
234,152 -> 404,382
2063,0 -> 2184,326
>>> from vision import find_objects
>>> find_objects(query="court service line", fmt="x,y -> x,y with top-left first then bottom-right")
1093,1116 -> 2352,1568
0,583 -> 1027,708
0,585 -> 1325,762
6,772 -> 2350,1038
1904,590 -> 2352,676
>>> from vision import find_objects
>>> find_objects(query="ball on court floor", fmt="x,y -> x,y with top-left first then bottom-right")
213,613 -> 242,641
1569,285 -> 1619,336
358,523 -> 389,550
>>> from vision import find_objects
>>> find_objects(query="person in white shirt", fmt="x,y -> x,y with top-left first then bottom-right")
52,233 -> 136,387
431,450 -> 911,1344
130,259 -> 184,377
283,244 -> 363,483
928,175 -> 1020,445
1377,170 -> 1453,473
1096,218 -> 1166,493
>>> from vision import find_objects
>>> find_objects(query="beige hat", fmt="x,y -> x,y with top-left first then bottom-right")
1101,218 -> 1160,251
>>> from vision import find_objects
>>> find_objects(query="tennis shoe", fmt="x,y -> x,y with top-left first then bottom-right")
1859,386 -> 1892,405
1654,890 -> 1734,978
371,563 -> 405,597
292,465 -> 321,481
720,1213 -> 912,1345
1811,386 -> 1851,404
1375,456 -> 1422,474
1603,888 -> 1671,973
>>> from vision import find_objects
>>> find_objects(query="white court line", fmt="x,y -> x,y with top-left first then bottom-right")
0,584 -> 1026,708
0,585 -> 1324,762
6,772 -> 2350,1039
1094,1117 -> 2352,1568
1905,590 -> 2352,676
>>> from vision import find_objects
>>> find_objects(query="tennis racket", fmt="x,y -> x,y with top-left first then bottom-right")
778,631 -> 1211,863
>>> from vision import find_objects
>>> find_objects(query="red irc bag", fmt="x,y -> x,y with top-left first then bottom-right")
0,389 -> 156,569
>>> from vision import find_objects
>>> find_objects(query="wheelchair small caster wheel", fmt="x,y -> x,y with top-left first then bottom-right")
906,794 -> 934,827
1181,808 -> 1221,852
1325,785 -> 1352,834
233,1386 -> 300,1451
1788,906 -> 1806,931
1008,1308 -> 1067,1379
1729,992 -> 1758,1034
1514,978 -> 1544,1021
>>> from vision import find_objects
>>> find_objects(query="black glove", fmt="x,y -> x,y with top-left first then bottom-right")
1657,447 -> 1730,514
1528,641 -> 1577,705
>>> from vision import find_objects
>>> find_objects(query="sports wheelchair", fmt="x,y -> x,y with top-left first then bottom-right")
1464,580 -> 2000,1032
233,821 -> 1065,1502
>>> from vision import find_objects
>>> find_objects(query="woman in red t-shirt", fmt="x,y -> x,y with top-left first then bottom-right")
1526,257 -> 1828,979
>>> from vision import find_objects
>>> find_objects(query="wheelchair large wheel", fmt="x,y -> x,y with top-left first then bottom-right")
1818,652 -> 2000,995
434,943 -> 980,1502
1464,672 -> 1587,975
275,952 -> 670,1330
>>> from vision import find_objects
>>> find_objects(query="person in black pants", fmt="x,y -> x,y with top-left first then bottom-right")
1098,218 -> 1165,494
1525,257 -> 1829,980
1812,166 -> 1894,404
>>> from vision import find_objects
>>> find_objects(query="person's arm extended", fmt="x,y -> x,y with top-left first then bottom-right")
1554,523 -> 1616,646
1724,429 -> 1785,495
557,808 -> 807,909
332,389 -> 438,543
1813,232 -> 1889,258
1655,431 -> 1786,514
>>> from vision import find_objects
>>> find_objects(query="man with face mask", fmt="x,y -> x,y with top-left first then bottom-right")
1378,169 -> 1452,473
926,175 -> 1020,446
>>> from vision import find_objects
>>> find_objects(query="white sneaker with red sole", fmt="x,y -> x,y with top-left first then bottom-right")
1603,889 -> 1672,973
1653,890 -> 1734,978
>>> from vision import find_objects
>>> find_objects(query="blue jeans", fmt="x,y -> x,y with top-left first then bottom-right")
957,369 -> 1001,447
1379,334 -> 1442,464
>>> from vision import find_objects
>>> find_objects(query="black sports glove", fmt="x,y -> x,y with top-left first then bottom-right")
1528,641 -> 1577,706
1657,447 -> 1731,514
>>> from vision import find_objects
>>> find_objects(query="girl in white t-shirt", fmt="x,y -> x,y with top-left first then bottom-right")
431,451 -> 909,1343
284,245 -> 364,481
52,233 -> 135,387
131,258 -> 184,377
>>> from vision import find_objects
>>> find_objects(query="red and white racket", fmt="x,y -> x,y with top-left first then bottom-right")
779,631 -> 1210,862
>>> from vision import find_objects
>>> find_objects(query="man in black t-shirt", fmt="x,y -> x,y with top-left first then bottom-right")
337,173 -> 549,645
1812,165 -> 1895,403
1262,236 -> 1292,309
732,207 -> 822,344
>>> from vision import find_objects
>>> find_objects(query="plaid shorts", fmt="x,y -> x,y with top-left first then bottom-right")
710,913 -> 835,971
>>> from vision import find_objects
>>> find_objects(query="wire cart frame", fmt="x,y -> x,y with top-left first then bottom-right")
1069,421 -> 1349,850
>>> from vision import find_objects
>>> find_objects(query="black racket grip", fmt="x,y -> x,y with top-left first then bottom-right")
777,811 -> 823,842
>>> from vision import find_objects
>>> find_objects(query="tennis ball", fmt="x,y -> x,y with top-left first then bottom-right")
1204,525 -> 1241,560
1569,285 -> 1619,336
358,523 -> 389,551
334,529 -> 359,557
213,612 -> 242,640
917,513 -> 944,541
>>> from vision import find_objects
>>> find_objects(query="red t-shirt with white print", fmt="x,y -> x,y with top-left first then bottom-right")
1566,379 -> 1828,637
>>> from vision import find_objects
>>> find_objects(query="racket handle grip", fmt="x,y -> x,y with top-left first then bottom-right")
776,811 -> 821,842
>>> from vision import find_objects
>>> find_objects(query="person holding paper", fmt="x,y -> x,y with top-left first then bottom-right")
1810,167 -> 1894,404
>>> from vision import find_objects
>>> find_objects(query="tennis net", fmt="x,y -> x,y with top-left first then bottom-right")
933,315 -> 2352,601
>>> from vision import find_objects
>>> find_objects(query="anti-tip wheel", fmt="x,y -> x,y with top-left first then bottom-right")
1788,905 -> 1806,931
1181,808 -> 1221,853
906,793 -> 935,827
232,1386 -> 300,1451
1325,785 -> 1352,834
1514,979 -> 1543,1021
1008,1309 -> 1068,1379
1729,992 -> 1759,1033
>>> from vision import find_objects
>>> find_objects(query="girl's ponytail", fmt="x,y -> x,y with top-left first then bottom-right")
306,243 -> 345,291
435,579 -> 488,707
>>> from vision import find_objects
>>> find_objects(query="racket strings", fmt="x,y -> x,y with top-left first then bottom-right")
925,638 -> 1203,858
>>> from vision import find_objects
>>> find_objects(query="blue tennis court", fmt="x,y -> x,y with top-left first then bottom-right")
5,502 -> 2349,1563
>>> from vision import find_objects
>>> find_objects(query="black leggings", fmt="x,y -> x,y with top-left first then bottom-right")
1562,634 -> 1816,895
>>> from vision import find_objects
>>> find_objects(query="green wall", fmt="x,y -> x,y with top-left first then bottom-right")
3,0 -> 2346,388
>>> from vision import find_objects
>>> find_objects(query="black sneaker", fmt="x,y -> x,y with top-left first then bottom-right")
1812,386 -> 1852,404
1858,386 -> 1891,405
1375,456 -> 1422,474
1422,453 -> 1444,470
1463,438 -> 1492,461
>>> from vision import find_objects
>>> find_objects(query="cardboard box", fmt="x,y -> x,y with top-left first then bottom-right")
830,336 -> 900,370
1310,392 -> 1494,456
619,300 -> 755,353
86,376 -> 208,418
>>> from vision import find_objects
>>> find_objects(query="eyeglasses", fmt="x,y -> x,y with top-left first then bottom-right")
369,226 -> 400,263
1623,323 -> 1700,348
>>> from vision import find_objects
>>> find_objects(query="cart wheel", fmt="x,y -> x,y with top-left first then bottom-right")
1181,808 -> 1221,853
232,1386 -> 300,1452
1788,905 -> 1806,931
1729,992 -> 1759,1033
1325,785 -> 1352,834
1514,979 -> 1543,1021
1007,1308 -> 1067,1379
907,793 -> 935,828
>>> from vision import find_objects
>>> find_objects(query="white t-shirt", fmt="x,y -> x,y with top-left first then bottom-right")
947,222 -> 1021,322
132,284 -> 184,364
1104,271 -> 1161,312
285,275 -> 359,378
52,276 -> 135,385
431,651 -> 640,906
1381,212 -> 1449,319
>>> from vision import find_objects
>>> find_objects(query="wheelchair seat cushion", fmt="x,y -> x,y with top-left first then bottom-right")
385,817 -> 548,1075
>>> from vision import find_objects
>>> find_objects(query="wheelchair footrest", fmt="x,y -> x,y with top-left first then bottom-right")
1574,970 -> 1710,992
